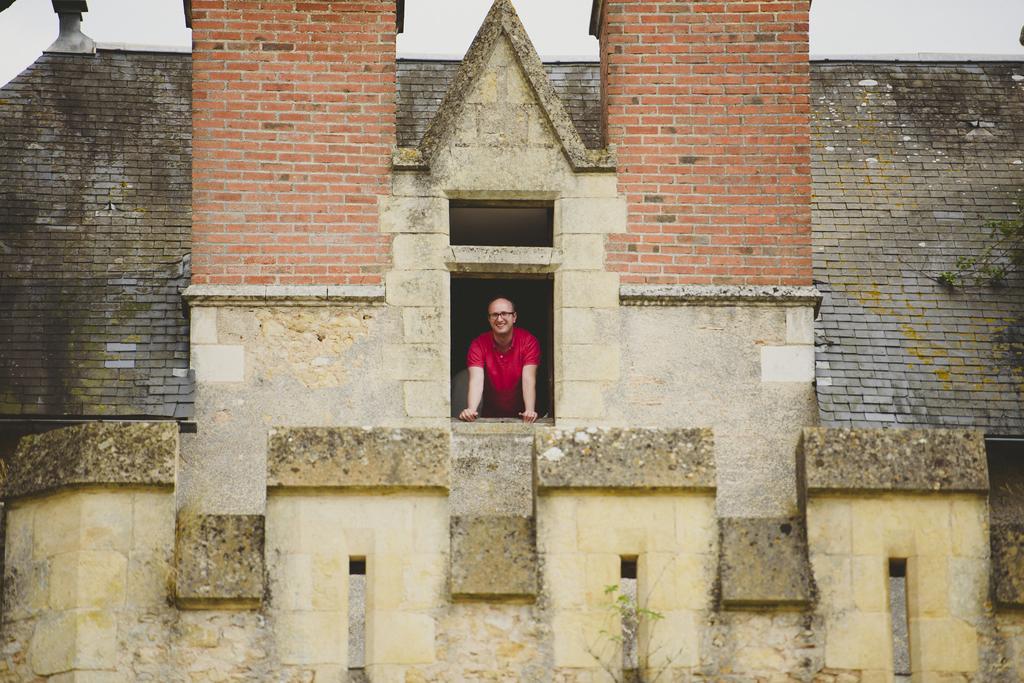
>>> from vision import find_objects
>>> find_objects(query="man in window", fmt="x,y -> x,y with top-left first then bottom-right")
458,297 -> 540,423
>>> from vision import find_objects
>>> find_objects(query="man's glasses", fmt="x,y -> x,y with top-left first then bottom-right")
488,311 -> 516,320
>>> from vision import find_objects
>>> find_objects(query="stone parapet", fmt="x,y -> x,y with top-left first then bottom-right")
802,428 -> 988,493
718,516 -> 814,609
535,427 -> 715,491
3,421 -> 177,500
175,513 -> 265,609
267,427 -> 450,490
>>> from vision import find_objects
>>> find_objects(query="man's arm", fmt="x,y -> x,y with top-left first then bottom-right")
459,366 -> 484,422
520,364 -> 538,423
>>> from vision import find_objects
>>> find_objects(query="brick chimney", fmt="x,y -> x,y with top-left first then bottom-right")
594,0 -> 813,286
190,1 -> 399,286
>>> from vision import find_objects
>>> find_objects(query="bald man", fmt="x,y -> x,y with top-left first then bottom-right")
458,297 -> 540,423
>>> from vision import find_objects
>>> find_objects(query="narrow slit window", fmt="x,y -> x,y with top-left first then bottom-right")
889,558 -> 911,680
349,557 -> 367,677
620,557 -> 639,674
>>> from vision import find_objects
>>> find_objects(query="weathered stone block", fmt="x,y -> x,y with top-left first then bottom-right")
913,617 -> 979,672
191,344 -> 245,383
385,270 -> 448,307
29,609 -> 117,675
382,342 -> 448,380
450,515 -> 537,600
561,344 -> 620,382
403,381 -> 450,418
536,427 -> 715,491
557,196 -> 627,234
992,523 -> 1024,608
557,233 -> 606,270
451,425 -> 533,517
402,306 -> 446,342
175,513 -> 265,609
49,672 -> 128,683
785,307 -> 814,344
49,550 -> 127,610
824,611 -> 890,670
4,422 -> 177,500
379,195 -> 447,232
803,428 -> 988,493
555,270 -> 619,309
275,610 -> 346,665
33,491 -> 133,559
267,427 -> 449,489
370,610 -> 437,664
190,306 -> 218,344
392,233 -> 449,271
554,380 -> 605,419
761,345 -> 814,382
719,516 -> 813,608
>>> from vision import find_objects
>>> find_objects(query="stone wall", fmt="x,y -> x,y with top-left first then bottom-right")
598,0 -> 813,287
182,299 -> 405,515
2,422 -> 1022,681
190,0 -> 396,286
611,296 -> 818,518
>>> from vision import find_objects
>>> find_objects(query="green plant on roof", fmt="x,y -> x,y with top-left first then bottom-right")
937,203 -> 1023,288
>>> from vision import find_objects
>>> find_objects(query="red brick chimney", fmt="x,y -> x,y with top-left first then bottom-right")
594,0 -> 813,286
190,1 -> 398,285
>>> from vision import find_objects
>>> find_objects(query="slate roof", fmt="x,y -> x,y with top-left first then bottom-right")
811,62 -> 1024,434
0,50 -> 193,419
2,52 -> 1021,432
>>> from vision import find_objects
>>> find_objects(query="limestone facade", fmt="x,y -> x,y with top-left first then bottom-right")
1,2 -> 1020,682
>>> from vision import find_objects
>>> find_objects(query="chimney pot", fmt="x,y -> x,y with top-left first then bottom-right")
46,0 -> 95,55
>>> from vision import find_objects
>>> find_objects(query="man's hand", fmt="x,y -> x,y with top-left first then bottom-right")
459,408 -> 479,422
519,410 -> 538,424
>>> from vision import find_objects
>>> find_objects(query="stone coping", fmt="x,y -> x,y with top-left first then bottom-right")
535,427 -> 715,491
182,284 -> 386,307
3,421 -> 177,500
620,285 -> 822,311
446,246 -> 562,274
802,428 -> 988,493
267,427 -> 450,490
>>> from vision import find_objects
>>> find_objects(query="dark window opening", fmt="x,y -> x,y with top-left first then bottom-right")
450,277 -> 553,420
450,202 -> 553,247
620,557 -> 638,580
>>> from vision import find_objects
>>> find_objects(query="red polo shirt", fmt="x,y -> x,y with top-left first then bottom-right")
467,328 -> 541,417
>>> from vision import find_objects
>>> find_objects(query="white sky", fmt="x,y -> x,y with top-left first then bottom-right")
0,0 -> 1022,86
